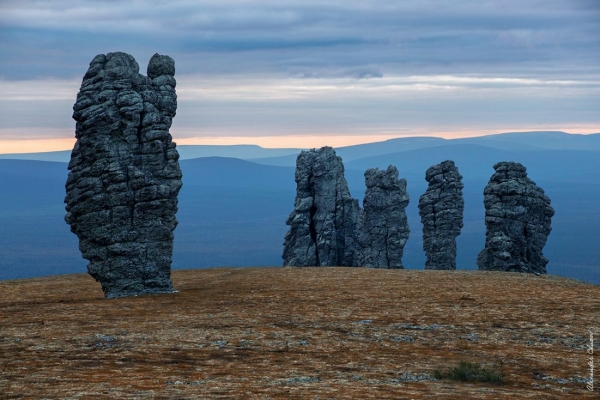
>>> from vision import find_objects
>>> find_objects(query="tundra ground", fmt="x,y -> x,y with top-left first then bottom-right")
1,267 -> 598,399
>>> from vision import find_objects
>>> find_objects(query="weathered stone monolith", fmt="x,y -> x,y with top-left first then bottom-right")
65,52 -> 182,298
358,166 -> 410,268
418,160 -> 464,270
283,147 -> 360,267
477,161 -> 554,274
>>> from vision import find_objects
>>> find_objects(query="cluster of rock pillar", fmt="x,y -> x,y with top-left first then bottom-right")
283,147 -> 554,274
64,53 -> 555,299
65,52 -> 182,299
282,147 -> 410,268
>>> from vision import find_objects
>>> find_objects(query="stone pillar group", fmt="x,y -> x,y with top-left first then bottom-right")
282,149 -> 554,275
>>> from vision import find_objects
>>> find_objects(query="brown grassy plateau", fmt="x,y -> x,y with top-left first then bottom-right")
1,267 -> 599,399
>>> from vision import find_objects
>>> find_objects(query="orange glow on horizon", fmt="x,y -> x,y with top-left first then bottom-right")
173,126 -> 600,148
173,134 -> 404,149
0,138 -> 76,154
0,126 -> 598,154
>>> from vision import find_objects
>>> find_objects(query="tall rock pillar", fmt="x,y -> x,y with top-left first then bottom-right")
283,147 -> 360,267
418,160 -> 464,270
477,162 -> 554,274
358,166 -> 410,269
65,52 -> 183,298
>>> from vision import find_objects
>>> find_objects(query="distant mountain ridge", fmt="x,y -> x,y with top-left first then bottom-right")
1,131 -> 598,163
0,131 -> 599,284
249,131 -> 600,167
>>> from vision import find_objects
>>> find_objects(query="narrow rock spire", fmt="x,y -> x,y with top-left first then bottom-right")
418,160 -> 464,270
358,165 -> 410,269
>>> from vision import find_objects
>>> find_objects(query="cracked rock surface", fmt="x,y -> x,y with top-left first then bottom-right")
358,166 -> 410,269
418,160 -> 464,270
477,161 -> 554,274
65,52 -> 182,298
283,147 -> 360,267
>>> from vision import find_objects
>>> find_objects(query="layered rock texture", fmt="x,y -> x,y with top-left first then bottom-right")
283,147 -> 360,267
418,161 -> 464,270
65,52 -> 182,298
477,162 -> 554,274
358,166 -> 410,269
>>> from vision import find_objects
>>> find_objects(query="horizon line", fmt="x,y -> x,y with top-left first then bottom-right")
0,128 -> 599,155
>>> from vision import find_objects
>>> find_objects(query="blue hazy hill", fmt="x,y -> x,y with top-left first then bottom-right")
0,132 -> 599,283
4,131 -> 598,164
180,156 -> 295,187
248,131 -> 600,167
0,160 -> 82,278
345,144 -> 600,183
0,158 -> 297,280
462,131 -> 600,151
0,145 -> 302,163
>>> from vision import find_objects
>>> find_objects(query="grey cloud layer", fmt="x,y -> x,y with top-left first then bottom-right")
1,0 -> 598,138
1,0 -> 599,80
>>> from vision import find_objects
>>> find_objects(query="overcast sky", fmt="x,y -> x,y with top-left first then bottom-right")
1,0 -> 599,152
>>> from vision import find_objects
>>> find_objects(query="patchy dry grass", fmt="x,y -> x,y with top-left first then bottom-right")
0,267 -> 598,399
433,360 -> 505,385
